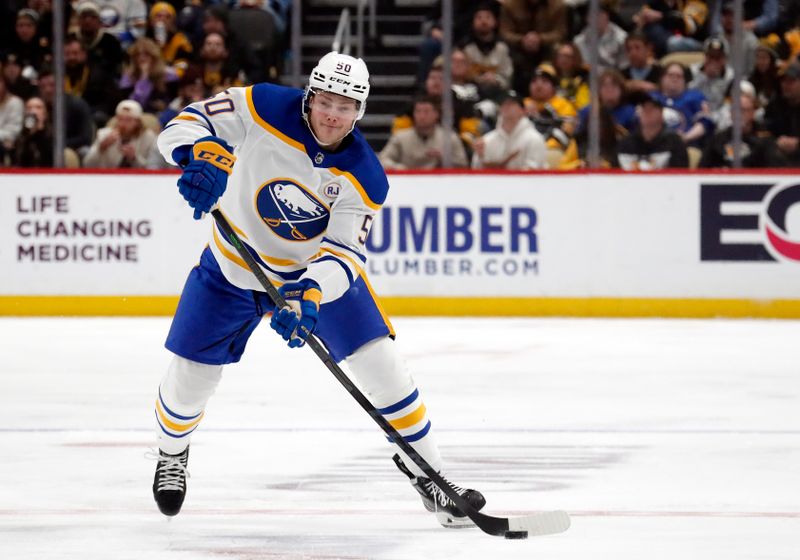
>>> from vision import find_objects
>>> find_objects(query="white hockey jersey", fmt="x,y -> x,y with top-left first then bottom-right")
157,83 -> 390,303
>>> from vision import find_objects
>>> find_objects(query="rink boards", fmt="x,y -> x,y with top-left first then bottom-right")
1,169 -> 798,317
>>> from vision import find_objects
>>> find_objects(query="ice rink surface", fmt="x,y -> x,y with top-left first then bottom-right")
0,316 -> 798,559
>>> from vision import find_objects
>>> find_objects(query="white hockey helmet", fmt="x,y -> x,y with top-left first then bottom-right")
304,51 -> 370,122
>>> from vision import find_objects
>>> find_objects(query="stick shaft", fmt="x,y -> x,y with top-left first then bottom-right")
210,210 -> 509,535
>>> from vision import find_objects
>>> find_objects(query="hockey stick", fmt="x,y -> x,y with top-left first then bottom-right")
211,209 -> 570,539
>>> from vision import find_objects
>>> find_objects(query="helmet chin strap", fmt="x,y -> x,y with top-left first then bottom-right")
304,118 -> 349,148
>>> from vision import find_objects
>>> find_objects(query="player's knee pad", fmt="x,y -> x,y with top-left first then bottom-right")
346,336 -> 414,407
160,355 -> 223,412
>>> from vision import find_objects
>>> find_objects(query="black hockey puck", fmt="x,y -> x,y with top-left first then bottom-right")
504,531 -> 528,540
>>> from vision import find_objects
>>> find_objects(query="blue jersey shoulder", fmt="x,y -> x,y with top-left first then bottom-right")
339,130 -> 390,207
249,82 -> 308,142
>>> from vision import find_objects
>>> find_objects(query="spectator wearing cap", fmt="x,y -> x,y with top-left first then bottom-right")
618,92 -> 688,170
621,32 -> 661,94
499,0 -> 568,95
717,2 -> 758,76
461,5 -> 514,96
145,2 -> 193,75
764,62 -> 800,166
749,45 -> 780,107
524,63 -> 578,166
119,38 -> 178,114
63,35 -> 119,127
574,3 -> 628,71
1,54 -> 37,100
37,67 -> 95,157
379,96 -> 468,170
632,0 -> 709,57
84,99 -> 156,168
12,96 -> 53,167
701,93 -> 779,168
6,9 -> 50,78
0,75 -> 24,165
653,62 -> 712,146
472,91 -> 546,169
74,1 -> 124,80
689,38 -> 734,120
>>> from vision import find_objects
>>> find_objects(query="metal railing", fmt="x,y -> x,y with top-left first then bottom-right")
290,0 -> 377,89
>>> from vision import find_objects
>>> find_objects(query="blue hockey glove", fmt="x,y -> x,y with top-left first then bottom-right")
270,279 -> 322,348
177,136 -> 236,220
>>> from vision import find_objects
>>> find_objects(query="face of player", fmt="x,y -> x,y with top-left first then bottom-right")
308,91 -> 359,147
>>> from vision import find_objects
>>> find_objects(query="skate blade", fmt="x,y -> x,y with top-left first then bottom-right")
435,511 -> 476,529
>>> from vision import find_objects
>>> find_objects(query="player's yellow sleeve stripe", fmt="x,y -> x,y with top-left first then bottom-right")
217,212 -> 301,266
212,224 -> 289,287
304,288 -> 322,308
328,167 -> 381,210
155,399 -> 204,433
246,86 -> 307,154
218,209 -> 248,238
173,115 -> 200,123
317,248 -> 394,335
321,247 -> 362,279
213,224 -> 251,271
388,403 -> 427,430
362,272 -> 396,337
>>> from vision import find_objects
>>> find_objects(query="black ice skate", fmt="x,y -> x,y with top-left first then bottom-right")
152,447 -> 190,516
393,453 -> 486,528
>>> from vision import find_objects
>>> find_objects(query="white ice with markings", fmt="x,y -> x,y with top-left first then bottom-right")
0,317 -> 798,559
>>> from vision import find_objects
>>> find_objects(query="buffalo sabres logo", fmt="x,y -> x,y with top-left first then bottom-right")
256,179 -> 330,241
315,152 -> 324,164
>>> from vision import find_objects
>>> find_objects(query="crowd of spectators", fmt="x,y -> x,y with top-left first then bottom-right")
379,0 -> 800,170
0,0 -> 288,168
3,0 -> 800,170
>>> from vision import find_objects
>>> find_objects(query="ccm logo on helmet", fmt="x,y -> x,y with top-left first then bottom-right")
330,76 -> 352,85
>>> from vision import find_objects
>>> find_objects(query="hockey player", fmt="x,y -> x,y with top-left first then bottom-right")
151,51 -> 486,528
